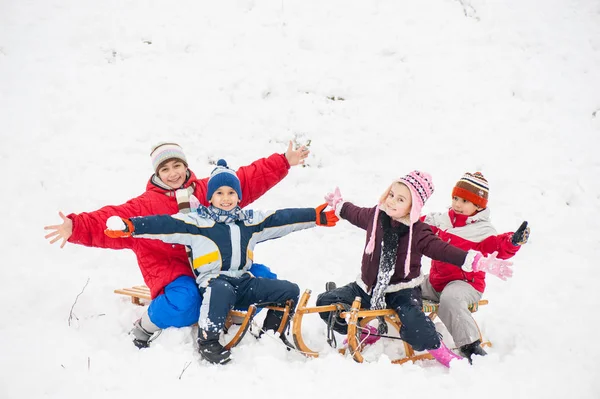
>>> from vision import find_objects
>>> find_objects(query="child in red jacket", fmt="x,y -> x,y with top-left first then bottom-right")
44,141 -> 310,349
420,172 -> 530,363
318,171 -> 514,368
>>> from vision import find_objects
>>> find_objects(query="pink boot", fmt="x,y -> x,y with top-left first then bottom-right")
344,325 -> 380,346
428,342 -> 462,368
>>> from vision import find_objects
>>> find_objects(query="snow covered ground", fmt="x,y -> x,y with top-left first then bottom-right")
1,0 -> 600,398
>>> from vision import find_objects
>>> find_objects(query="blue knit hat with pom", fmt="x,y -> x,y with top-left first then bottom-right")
206,159 -> 242,202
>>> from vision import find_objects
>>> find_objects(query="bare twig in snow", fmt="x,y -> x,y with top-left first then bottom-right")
68,278 -> 90,326
456,0 -> 479,20
179,361 -> 192,379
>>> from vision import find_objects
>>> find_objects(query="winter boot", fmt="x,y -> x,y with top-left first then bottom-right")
428,341 -> 463,368
130,312 -> 161,349
459,340 -> 487,364
261,309 -> 295,350
343,324 -> 380,346
197,330 -> 231,365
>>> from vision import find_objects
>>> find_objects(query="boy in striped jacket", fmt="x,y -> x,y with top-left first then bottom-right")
105,159 -> 338,365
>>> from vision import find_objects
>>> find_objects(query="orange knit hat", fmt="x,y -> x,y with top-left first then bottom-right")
452,172 -> 489,209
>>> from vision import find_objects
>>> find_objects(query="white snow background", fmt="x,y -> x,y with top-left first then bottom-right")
1,0 -> 600,398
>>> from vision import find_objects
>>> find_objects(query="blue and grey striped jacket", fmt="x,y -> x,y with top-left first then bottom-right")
130,208 -> 316,287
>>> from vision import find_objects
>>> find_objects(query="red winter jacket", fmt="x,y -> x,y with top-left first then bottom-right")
422,208 -> 520,293
67,153 -> 290,298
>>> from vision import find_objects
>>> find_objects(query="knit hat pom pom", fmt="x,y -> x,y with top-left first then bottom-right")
217,159 -> 228,167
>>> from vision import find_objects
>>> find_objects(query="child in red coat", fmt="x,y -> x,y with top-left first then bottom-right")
420,172 -> 530,363
44,141 -> 310,349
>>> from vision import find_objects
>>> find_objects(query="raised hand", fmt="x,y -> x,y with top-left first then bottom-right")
324,187 -> 344,209
472,251 -> 513,281
44,211 -> 73,249
511,221 -> 530,246
285,140 -> 311,166
104,216 -> 135,238
315,203 -> 339,227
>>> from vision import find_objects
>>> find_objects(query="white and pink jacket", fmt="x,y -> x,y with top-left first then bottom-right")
423,208 -> 519,293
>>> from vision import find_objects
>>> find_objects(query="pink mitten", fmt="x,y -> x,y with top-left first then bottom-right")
324,187 -> 344,209
472,251 -> 514,280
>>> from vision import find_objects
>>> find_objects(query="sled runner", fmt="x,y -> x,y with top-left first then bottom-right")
291,289 -> 490,364
114,285 -> 292,350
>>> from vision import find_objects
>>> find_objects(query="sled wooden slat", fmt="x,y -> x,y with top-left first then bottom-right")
291,289 -> 491,364
114,286 -> 151,305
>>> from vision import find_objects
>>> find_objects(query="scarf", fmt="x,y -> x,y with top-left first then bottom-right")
369,213 -> 410,311
196,205 -> 254,224
152,171 -> 197,266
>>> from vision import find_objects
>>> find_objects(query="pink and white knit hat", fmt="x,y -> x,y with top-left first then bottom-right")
365,170 -> 435,277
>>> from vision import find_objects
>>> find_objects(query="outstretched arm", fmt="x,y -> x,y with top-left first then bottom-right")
324,187 -> 377,231
339,203 -> 376,231
252,204 -> 337,243
417,224 -> 514,281
105,213 -> 207,247
44,196 -> 146,250
476,221 -> 530,259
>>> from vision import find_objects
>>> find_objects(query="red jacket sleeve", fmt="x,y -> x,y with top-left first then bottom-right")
474,232 -> 520,259
67,196 -> 146,250
235,153 -> 290,208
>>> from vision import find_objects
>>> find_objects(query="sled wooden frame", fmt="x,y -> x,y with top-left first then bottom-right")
114,285 -> 292,351
291,289 -> 490,364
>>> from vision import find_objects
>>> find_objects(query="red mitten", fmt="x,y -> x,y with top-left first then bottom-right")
315,203 -> 339,227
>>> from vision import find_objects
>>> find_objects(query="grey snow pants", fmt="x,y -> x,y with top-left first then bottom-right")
420,277 -> 483,348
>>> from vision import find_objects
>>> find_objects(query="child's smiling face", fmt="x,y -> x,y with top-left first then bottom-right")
384,182 -> 412,220
209,185 -> 240,211
451,196 -> 481,216
157,159 -> 187,189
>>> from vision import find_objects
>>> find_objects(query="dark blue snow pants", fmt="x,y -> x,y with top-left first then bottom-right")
316,282 -> 440,351
198,273 -> 299,334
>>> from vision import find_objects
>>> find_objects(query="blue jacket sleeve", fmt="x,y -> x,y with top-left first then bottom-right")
130,214 -> 207,246
250,208 -> 317,243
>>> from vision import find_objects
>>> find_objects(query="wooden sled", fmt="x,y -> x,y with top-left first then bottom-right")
114,285 -> 292,350
291,289 -> 490,364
